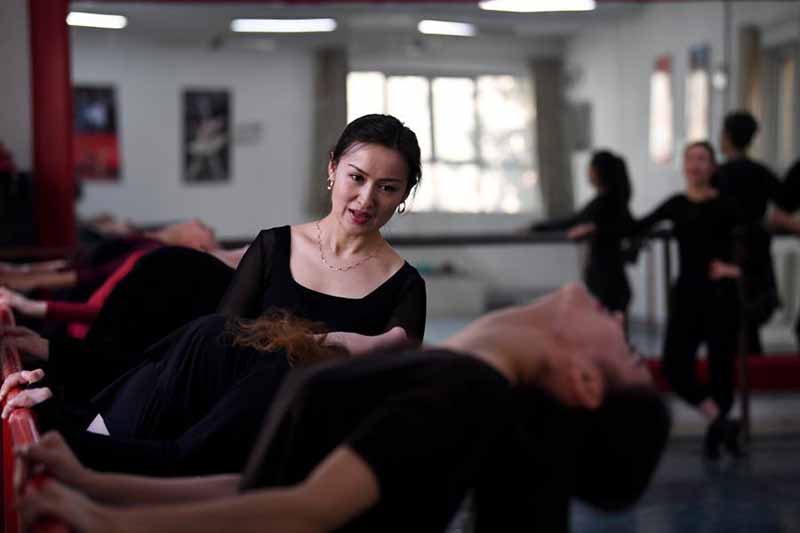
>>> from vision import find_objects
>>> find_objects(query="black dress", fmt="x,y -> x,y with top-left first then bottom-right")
634,194 -> 740,415
44,247 -> 235,403
62,226 -> 426,476
775,160 -> 800,344
713,158 -> 781,352
533,194 -> 633,312
218,225 -> 426,341
240,350 -> 670,533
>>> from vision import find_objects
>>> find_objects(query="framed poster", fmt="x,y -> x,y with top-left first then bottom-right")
686,45 -> 711,142
74,85 -> 121,181
183,89 -> 231,183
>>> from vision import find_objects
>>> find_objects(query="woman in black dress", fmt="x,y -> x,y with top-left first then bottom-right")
1,114 -> 427,476
633,141 -> 741,459
531,150 -> 634,314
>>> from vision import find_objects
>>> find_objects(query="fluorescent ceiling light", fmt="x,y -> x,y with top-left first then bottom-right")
67,12 -> 127,29
479,0 -> 595,13
418,20 -> 476,37
231,18 -> 337,33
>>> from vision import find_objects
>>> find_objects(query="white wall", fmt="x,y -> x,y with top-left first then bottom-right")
72,31 -> 315,239
0,0 -> 31,170
564,1 -> 800,322
71,27 -> 578,298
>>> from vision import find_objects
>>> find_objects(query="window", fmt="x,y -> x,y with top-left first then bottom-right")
649,55 -> 674,165
686,45 -> 710,143
777,49 -> 796,169
347,71 -> 539,214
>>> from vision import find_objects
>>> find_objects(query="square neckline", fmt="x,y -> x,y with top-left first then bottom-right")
282,226 -> 409,301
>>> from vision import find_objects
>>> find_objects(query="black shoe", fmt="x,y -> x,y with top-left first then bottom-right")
704,418 -> 725,460
723,419 -> 745,458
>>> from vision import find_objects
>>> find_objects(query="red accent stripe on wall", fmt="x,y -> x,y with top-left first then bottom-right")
29,0 -> 75,248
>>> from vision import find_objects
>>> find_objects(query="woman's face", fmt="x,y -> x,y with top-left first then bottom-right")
683,145 -> 715,188
328,143 -> 409,235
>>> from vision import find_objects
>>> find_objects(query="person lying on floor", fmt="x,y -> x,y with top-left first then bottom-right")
16,283 -> 670,533
0,218 -> 217,296
0,246 -> 240,403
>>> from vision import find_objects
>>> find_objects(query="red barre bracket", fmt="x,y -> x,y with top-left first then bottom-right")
647,355 -> 800,392
0,304 -> 70,533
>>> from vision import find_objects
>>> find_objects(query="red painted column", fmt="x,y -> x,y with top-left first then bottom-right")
28,0 -> 75,248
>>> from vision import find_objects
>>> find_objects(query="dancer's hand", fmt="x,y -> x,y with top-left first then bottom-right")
709,260 -> 741,280
0,287 -> 46,317
1,325 -> 50,361
18,477 -> 113,533
1,368 -> 51,419
16,432 -> 91,493
0,369 -> 46,405
567,223 -> 596,240
325,328 -> 410,357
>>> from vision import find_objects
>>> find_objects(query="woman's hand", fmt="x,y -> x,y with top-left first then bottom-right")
324,327 -> 410,357
709,260 -> 741,280
16,432 -> 92,493
2,387 -> 52,419
0,368 -> 46,405
0,287 -> 47,317
1,325 -> 50,361
567,223 -> 596,240
18,477 -> 113,533
0,368 -> 51,419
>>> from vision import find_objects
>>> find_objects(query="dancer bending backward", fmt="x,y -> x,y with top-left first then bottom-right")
16,284 -> 669,533
0,114 -> 426,476
531,150 -> 634,313
633,141 -> 742,460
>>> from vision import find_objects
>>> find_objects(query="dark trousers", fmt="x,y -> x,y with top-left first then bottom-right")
662,280 -> 740,417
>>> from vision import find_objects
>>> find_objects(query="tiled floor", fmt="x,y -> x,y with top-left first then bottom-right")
572,435 -> 800,533
432,316 -> 800,532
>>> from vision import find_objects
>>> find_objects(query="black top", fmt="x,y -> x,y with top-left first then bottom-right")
241,349 -> 670,533
776,160 -> 800,213
634,194 -> 737,287
532,193 -> 632,266
218,226 -> 426,341
240,349 -> 513,533
45,247 -> 235,403
712,158 -> 780,225
68,314 -> 290,476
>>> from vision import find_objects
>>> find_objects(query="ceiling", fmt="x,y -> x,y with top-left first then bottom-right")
69,1 -> 642,43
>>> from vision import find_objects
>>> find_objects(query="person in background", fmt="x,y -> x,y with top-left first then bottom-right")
531,150 -> 634,316
633,141 -> 741,460
713,111 -> 782,354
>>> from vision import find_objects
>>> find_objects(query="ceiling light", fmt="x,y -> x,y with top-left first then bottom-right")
479,0 -> 596,13
231,18 -> 337,33
67,12 -> 127,29
418,20 -> 476,37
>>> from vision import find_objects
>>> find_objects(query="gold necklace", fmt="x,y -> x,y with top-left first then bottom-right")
315,221 -> 377,272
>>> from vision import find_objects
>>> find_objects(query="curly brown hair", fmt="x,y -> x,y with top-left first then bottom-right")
227,310 -> 349,367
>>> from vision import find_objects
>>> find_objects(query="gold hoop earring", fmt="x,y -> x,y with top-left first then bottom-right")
326,176 -> 334,191
397,202 -> 406,214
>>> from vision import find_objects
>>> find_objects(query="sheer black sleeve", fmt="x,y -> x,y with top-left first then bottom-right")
631,195 -> 679,235
217,230 -> 276,319
530,197 -> 601,232
384,269 -> 426,344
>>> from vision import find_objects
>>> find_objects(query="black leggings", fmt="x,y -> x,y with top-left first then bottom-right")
662,281 -> 740,417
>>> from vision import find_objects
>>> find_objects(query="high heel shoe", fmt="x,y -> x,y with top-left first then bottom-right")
722,418 -> 745,458
704,417 -> 725,460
